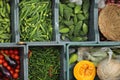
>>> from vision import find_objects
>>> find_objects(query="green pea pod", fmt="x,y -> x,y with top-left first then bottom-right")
6,3 -> 10,14
82,23 -> 88,35
59,27 -> 70,34
26,12 -> 39,22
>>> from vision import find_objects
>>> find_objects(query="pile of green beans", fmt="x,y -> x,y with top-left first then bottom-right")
29,47 -> 60,80
19,0 -> 52,42
0,0 -> 11,43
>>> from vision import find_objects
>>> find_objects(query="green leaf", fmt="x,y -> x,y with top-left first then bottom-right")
82,23 -> 88,35
59,27 -> 70,33
74,21 -> 83,36
64,20 -> 74,26
74,5 -> 81,14
82,0 -> 90,14
77,13 -> 86,20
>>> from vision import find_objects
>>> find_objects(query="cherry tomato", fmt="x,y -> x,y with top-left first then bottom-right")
7,66 -> 11,71
3,62 -> 8,67
9,49 -> 14,54
14,55 -> 20,60
15,68 -> 20,73
14,49 -> 19,55
0,54 -> 4,59
16,65 -> 20,69
11,54 -> 15,59
4,50 -> 9,55
13,73 -> 19,79
0,59 -> 3,64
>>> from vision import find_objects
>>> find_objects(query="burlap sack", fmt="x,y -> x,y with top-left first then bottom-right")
99,4 -> 120,41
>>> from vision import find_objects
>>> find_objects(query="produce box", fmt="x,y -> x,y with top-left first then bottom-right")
0,44 -> 26,80
67,43 -> 120,80
27,44 -> 66,80
97,0 -> 120,43
59,0 -> 97,43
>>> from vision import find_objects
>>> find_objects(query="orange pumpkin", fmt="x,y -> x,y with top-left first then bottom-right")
73,60 -> 96,80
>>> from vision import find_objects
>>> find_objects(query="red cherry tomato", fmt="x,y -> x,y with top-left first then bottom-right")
7,66 -> 11,71
14,49 -> 19,55
3,62 -> 8,67
0,54 -> 4,59
11,54 -> 15,59
14,55 -> 20,60
15,68 -> 20,73
9,49 -> 14,54
0,59 -> 3,64
13,73 -> 19,79
16,65 -> 20,69
4,50 -> 9,55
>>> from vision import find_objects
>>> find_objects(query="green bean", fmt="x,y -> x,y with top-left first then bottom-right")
19,0 -> 52,41
0,0 -> 11,43
29,47 -> 60,80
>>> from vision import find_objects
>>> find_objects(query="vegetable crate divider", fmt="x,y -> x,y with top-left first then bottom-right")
67,43 -> 120,80
0,0 -> 120,80
27,44 -> 67,80
0,44 -> 26,80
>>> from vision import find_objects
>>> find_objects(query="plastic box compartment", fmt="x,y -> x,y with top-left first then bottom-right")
0,0 -> 18,43
26,44 -> 67,80
0,44 -> 26,80
95,0 -> 120,44
66,43 -> 120,80
58,0 -> 98,43
17,0 -> 57,42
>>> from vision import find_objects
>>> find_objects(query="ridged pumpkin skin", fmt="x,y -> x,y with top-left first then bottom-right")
73,60 -> 96,80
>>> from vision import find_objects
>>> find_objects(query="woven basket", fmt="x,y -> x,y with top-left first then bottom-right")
99,4 -> 120,41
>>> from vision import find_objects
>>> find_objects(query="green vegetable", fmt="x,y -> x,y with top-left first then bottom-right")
64,20 -> 74,26
29,47 -> 60,80
59,3 -> 64,17
74,5 -> 81,14
0,0 -> 11,43
19,0 -> 52,42
82,0 -> 90,14
74,21 -> 83,36
82,23 -> 88,35
77,14 -> 86,20
59,0 -> 90,41
59,28 -> 70,33
69,53 -> 78,65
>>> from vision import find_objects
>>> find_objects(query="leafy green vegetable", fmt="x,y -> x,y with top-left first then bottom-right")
59,0 -> 90,41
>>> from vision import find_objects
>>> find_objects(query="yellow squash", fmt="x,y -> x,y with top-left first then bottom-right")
73,60 -> 96,80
